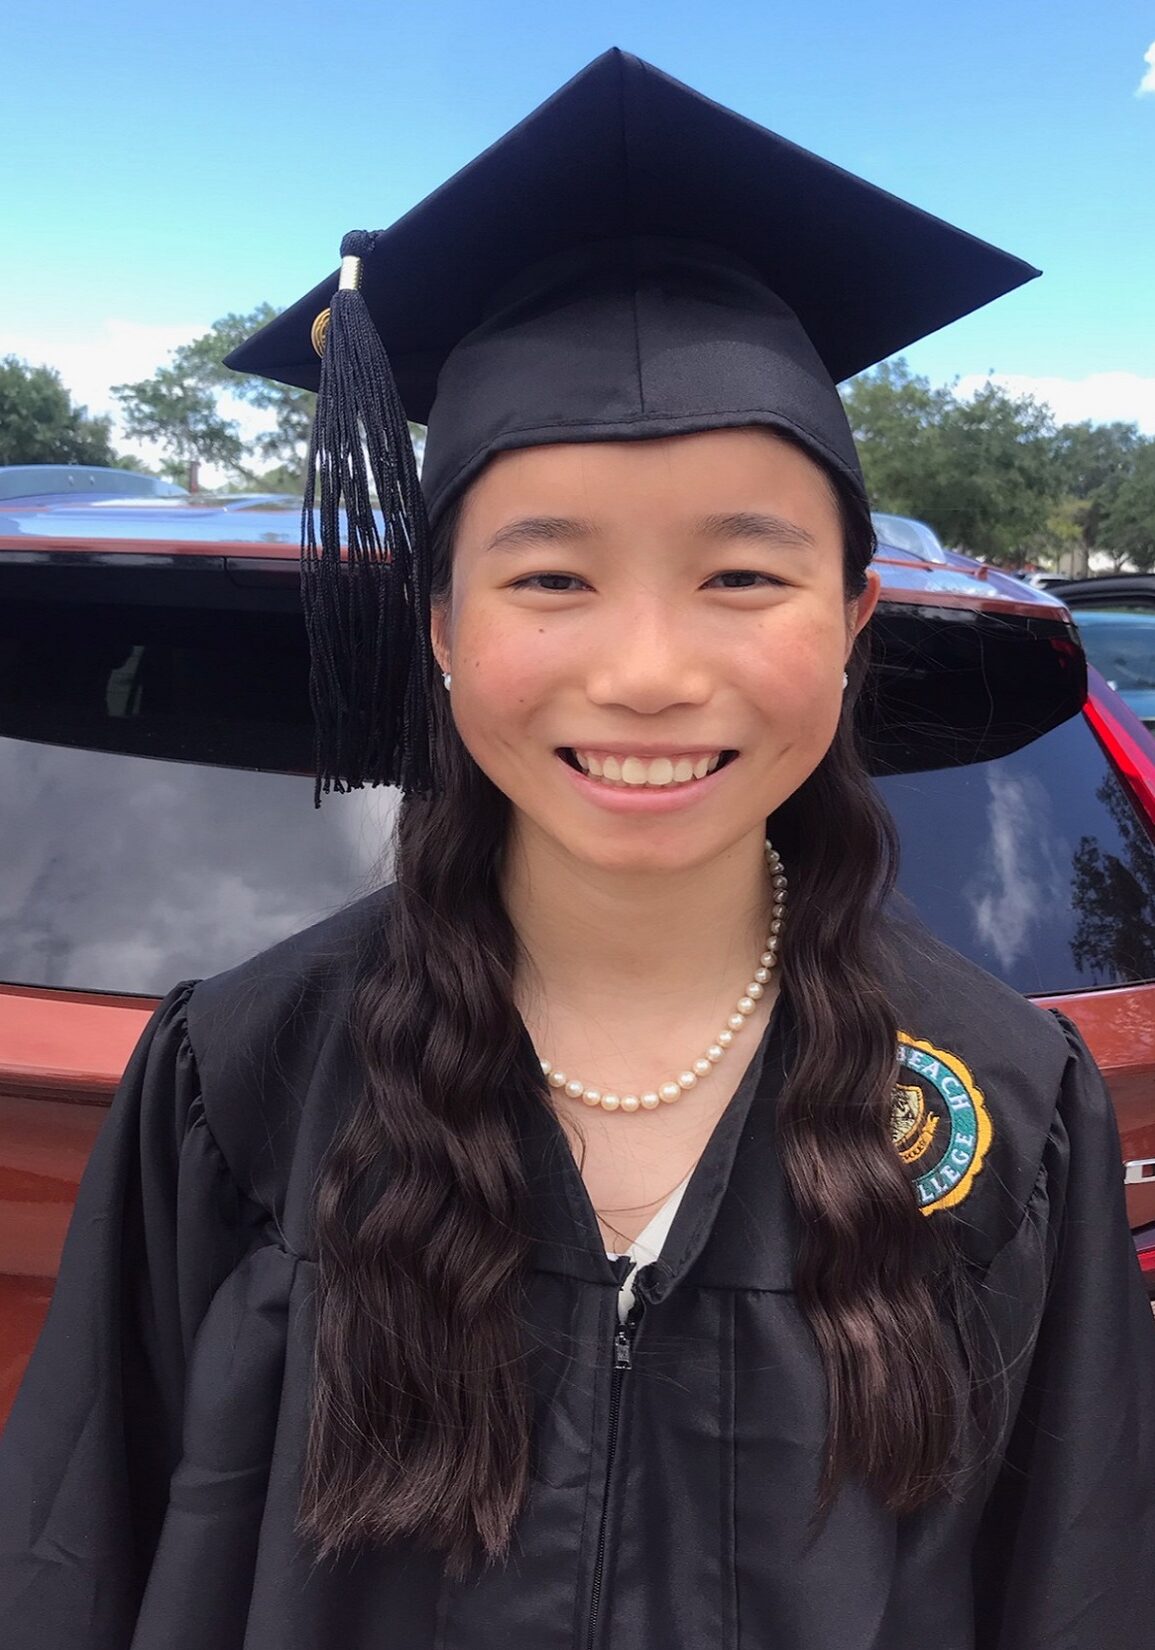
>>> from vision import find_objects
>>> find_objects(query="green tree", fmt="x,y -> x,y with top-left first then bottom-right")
113,305 -> 316,489
1051,420 -> 1144,550
843,363 -> 1060,559
912,382 -> 1060,560
0,357 -> 120,467
1100,441 -> 1155,572
112,363 -> 248,482
178,305 -> 316,482
841,358 -> 951,515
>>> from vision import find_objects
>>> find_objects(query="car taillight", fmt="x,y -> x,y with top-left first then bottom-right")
1136,1230 -> 1155,1285
1083,668 -> 1155,838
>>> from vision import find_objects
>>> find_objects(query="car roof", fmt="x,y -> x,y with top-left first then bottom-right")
0,488 -> 1072,621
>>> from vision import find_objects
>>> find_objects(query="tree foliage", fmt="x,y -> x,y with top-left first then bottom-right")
112,364 -> 248,481
1100,442 -> 1155,573
113,305 -> 315,488
843,360 -> 1155,567
0,357 -> 120,467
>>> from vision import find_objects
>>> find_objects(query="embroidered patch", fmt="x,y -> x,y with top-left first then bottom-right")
893,1034 -> 992,1214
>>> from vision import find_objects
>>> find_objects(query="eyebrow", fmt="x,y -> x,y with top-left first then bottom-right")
695,511 -> 817,549
482,509 -> 817,553
483,516 -> 597,552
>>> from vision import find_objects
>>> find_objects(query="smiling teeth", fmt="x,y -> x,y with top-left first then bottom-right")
571,751 -> 724,786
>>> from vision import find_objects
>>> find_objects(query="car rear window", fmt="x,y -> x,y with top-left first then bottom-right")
1072,616 -> 1155,692
2,562 -> 1150,1001
0,736 -> 396,996
875,709 -> 1155,996
0,579 -> 396,997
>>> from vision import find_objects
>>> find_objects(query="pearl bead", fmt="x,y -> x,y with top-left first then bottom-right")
753,967 -> 770,984
736,997 -> 756,1016
693,1057 -> 712,1078
727,1013 -> 746,1032
540,1057 -> 552,1075
759,951 -> 774,967
601,1093 -> 621,1111
620,1094 -> 641,1112
565,1078 -> 585,1099
677,1070 -> 697,1090
640,1092 -> 661,1109
746,981 -> 764,1000
582,1088 -> 603,1107
706,1045 -> 725,1063
659,1081 -> 681,1103
718,1029 -> 734,1047
548,1069 -> 567,1089
772,874 -> 787,890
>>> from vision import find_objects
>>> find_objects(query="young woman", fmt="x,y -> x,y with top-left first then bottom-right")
1,50 -> 1152,1650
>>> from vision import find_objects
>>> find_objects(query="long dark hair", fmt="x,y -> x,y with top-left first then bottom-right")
299,446 -> 970,1576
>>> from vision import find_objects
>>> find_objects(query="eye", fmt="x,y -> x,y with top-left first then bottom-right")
705,570 -> 786,590
510,572 -> 590,592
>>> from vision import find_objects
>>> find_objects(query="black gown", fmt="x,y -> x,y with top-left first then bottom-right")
0,890 -> 1152,1649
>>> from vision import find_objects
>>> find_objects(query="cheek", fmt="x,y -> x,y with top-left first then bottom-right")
447,603 -> 559,750
737,609 -> 846,768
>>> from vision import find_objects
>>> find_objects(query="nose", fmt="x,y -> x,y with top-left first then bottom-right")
583,595 -> 713,715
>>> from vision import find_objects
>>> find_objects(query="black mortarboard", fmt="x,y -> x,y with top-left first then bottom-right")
225,48 -> 1039,802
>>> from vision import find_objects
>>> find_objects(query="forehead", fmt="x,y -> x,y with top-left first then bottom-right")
455,428 -> 840,536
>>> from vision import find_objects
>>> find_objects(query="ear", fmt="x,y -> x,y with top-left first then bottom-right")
848,568 -> 882,648
430,598 -> 451,677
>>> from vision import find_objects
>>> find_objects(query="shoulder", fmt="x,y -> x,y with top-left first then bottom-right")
179,887 -> 397,1216
874,910 -> 1074,1257
186,884 -> 395,1050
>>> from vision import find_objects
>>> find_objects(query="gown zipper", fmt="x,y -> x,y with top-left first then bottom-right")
586,1301 -> 641,1650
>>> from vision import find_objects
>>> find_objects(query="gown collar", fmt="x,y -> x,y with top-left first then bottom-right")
516,993 -> 798,1300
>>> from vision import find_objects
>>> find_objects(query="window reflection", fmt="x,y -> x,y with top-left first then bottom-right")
0,739 -> 397,996
1070,773 -> 1155,982
875,711 -> 1155,995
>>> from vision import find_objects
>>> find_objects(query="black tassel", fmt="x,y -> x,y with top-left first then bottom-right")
301,229 -> 433,805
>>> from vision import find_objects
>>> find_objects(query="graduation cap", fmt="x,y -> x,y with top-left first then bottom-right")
225,47 -> 1039,802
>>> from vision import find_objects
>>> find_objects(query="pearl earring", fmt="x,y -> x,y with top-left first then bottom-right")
442,671 -> 452,690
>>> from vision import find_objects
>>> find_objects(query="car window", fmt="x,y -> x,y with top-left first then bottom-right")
0,583 -> 397,996
1072,616 -> 1155,691
0,737 -> 396,996
875,709 -> 1155,995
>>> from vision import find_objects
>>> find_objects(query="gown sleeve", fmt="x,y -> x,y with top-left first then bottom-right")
972,1012 -> 1155,1648
0,982 -> 267,1649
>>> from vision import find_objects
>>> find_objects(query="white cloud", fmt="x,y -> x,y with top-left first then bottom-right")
1138,40 -> 1155,95
954,370 -> 1155,434
0,317 -> 277,486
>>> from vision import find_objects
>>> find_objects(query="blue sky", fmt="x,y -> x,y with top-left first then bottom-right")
3,0 -> 1154,461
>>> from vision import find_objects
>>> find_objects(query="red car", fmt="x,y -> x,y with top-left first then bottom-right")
1,466 -> 1153,1423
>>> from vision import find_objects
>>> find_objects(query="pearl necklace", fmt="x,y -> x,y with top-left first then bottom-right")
539,840 -> 786,1114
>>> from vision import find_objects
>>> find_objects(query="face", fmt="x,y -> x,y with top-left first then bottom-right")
431,428 -> 880,876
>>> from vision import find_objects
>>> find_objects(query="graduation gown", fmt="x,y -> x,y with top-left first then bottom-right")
0,889 -> 1152,1650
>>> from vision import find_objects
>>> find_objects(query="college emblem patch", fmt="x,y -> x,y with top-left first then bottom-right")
892,1034 -> 992,1214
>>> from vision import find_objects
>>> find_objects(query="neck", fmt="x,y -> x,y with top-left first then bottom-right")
503,819 -> 773,1017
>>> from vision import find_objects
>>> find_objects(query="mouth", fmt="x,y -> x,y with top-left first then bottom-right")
557,748 -> 739,789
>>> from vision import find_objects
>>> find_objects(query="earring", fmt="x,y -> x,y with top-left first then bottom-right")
442,671 -> 452,690
842,670 -> 849,690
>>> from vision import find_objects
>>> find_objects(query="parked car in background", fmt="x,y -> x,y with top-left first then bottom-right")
870,511 -> 949,563
1,470 -> 1154,1424
1065,610 -> 1155,731
1052,574 -> 1155,733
